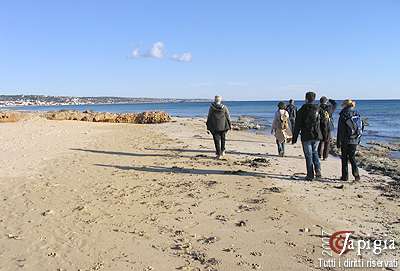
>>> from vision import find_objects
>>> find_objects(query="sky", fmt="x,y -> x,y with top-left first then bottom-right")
0,0 -> 399,100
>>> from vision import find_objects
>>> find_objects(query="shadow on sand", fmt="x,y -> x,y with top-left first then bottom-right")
94,164 -> 266,177
145,148 -> 304,160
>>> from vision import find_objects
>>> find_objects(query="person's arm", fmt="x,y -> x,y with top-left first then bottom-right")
225,107 -> 232,130
206,107 -> 212,130
337,115 -> 343,148
292,108 -> 302,144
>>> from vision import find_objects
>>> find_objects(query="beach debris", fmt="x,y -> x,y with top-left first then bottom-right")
72,205 -> 85,211
260,186 -> 282,193
299,228 -> 310,233
6,233 -> 22,240
199,236 -> 219,244
235,220 -> 247,227
41,209 -> 54,216
333,184 -> 344,189
235,157 -> 270,168
250,251 -> 263,256
215,215 -> 228,222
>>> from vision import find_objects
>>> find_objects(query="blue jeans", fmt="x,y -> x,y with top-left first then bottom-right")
276,139 -> 285,155
302,140 -> 321,178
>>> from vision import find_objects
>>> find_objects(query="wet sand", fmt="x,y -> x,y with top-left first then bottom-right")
0,117 -> 399,270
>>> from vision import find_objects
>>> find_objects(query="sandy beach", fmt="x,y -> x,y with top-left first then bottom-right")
1,117 -> 399,271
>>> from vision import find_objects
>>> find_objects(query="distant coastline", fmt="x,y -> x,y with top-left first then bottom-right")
0,94 -> 210,107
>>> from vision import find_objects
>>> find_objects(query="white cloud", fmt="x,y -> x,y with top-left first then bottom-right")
171,52 -> 192,62
131,48 -> 141,58
148,41 -> 164,59
130,41 -> 191,63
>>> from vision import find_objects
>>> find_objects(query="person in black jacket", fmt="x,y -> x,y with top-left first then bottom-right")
292,92 -> 323,181
206,96 -> 232,159
318,96 -> 337,160
286,99 -> 297,134
337,99 -> 362,181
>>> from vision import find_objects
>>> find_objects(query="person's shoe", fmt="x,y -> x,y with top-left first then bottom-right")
322,157 -> 328,161
354,175 -> 361,182
340,176 -> 349,181
305,176 -> 314,181
216,155 -> 222,160
315,171 -> 322,178
221,150 -> 226,156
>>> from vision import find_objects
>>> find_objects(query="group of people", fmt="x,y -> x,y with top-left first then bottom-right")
206,92 -> 364,182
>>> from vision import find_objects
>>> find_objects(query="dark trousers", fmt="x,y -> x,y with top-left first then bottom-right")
318,136 -> 331,159
341,144 -> 359,179
302,140 -> 321,178
212,131 -> 226,155
276,140 -> 285,155
289,118 -> 296,134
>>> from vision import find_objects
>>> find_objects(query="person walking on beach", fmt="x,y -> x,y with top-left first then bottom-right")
286,99 -> 297,134
292,92 -> 323,181
318,96 -> 337,160
337,99 -> 363,181
272,102 -> 292,157
206,95 -> 232,159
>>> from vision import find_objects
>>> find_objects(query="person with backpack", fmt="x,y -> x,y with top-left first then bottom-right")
272,101 -> 292,157
206,95 -> 232,159
286,99 -> 297,134
292,92 -> 323,181
337,99 -> 362,181
318,96 -> 337,160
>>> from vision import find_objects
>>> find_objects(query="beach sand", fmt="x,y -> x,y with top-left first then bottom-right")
0,117 -> 398,271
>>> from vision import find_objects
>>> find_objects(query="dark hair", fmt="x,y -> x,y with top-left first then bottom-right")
305,92 -> 316,103
278,101 -> 286,110
289,99 -> 294,104
320,96 -> 327,104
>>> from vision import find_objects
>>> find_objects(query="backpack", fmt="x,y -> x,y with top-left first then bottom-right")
280,113 -> 289,130
304,105 -> 320,138
345,114 -> 363,140
320,107 -> 330,124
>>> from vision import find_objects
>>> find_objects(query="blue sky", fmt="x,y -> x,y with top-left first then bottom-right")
0,0 -> 399,100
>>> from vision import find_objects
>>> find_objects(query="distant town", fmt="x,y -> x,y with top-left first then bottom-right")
0,95 -> 209,107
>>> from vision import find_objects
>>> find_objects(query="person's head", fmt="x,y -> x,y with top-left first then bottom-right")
342,99 -> 356,109
320,96 -> 328,105
305,92 -> 316,103
288,99 -> 294,105
214,95 -> 222,104
278,101 -> 286,110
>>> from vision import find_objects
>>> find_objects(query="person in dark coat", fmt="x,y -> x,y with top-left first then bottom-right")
337,99 -> 362,181
292,91 -> 323,181
206,96 -> 232,159
286,99 -> 297,134
318,96 -> 337,160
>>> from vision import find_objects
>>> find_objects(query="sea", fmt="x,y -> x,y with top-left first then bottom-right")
8,100 -> 400,145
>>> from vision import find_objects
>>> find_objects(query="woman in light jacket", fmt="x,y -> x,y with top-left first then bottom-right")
271,102 -> 293,157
